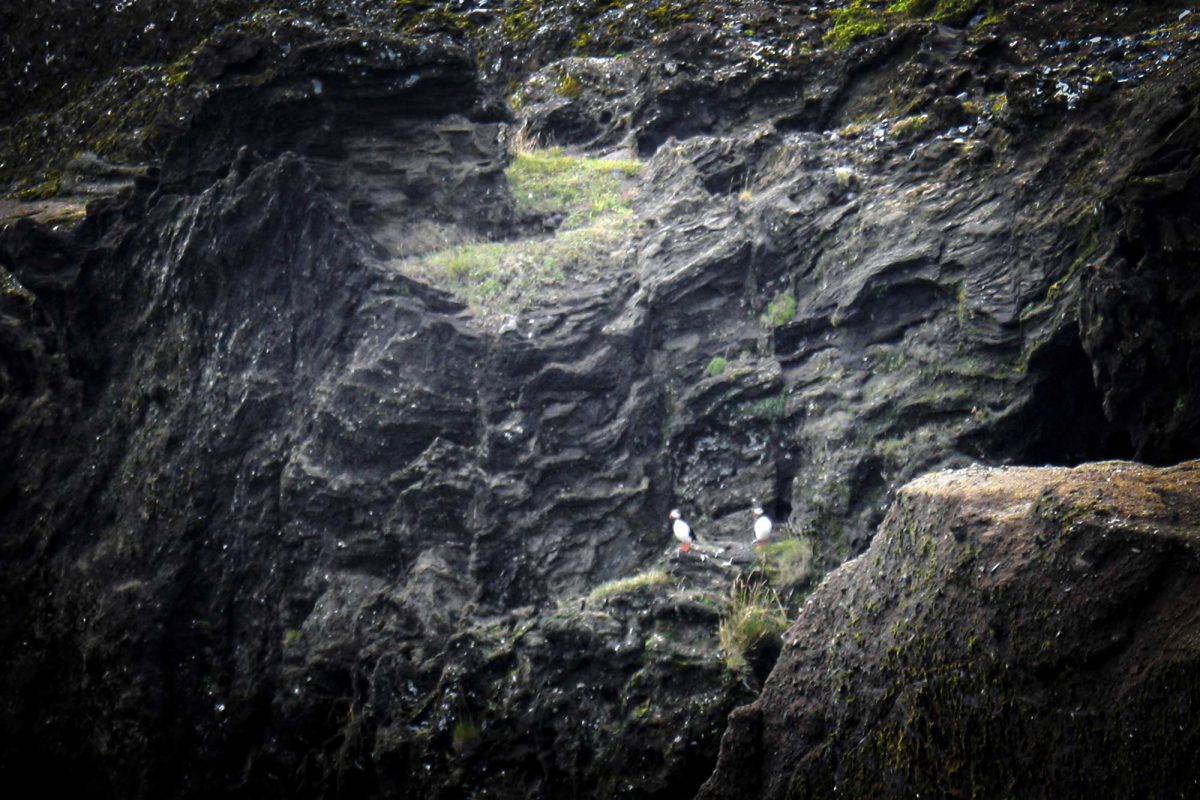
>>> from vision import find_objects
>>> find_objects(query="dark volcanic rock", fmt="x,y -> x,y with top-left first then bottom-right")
0,22 -> 745,800
698,460 -> 1200,799
2,2 -> 1200,799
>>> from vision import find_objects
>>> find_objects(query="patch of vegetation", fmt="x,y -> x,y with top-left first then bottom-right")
507,147 -> 642,230
890,113 -> 930,140
761,537 -> 817,589
719,577 -> 788,671
452,717 -> 482,752
929,0 -> 985,24
390,1 -> 472,34
410,215 -> 628,313
834,166 -> 857,188
164,55 -> 192,88
746,393 -> 788,421
977,8 -> 1006,27
404,147 -> 642,315
590,568 -> 671,600
646,1 -> 698,28
706,356 -> 729,377
500,6 -> 540,40
555,70 -> 584,99
12,173 -> 62,200
763,291 -> 798,327
825,1 -> 892,50
824,0 -> 991,50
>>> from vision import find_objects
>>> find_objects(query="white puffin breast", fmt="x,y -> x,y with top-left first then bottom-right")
673,518 -> 692,542
754,515 -> 773,540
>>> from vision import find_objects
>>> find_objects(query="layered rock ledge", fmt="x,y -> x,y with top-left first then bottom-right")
700,459 -> 1200,799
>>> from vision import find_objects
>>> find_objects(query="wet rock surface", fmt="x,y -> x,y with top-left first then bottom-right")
1,1 -> 1200,798
699,460 -> 1200,799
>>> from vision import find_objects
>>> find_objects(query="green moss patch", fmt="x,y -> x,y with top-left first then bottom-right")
890,113 -> 930,140
706,356 -> 729,377
824,0 -> 991,50
761,537 -> 817,590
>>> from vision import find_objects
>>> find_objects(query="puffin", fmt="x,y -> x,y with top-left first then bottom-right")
670,509 -> 697,552
752,505 -> 773,549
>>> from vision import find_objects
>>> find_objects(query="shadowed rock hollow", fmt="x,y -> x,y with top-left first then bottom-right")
2,1 -> 1200,798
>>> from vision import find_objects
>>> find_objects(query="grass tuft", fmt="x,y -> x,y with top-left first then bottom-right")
764,292 -> 798,327
452,717 -> 481,752
590,568 -> 670,600
719,577 -> 788,671
507,147 -> 642,230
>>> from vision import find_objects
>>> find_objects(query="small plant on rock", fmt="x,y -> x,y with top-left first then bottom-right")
763,292 -> 798,327
719,576 -> 788,671
706,356 -> 729,377
452,716 -> 481,752
890,113 -> 930,140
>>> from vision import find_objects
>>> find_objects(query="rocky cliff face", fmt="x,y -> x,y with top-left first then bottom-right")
2,1 -> 1199,798
699,460 -> 1200,799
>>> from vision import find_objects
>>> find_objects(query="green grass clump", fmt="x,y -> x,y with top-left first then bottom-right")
748,393 -> 788,421
719,578 -> 788,671
13,173 -> 62,200
507,147 -> 642,230
164,56 -> 192,88
761,537 -> 816,589
764,292 -> 798,327
404,147 -> 643,316
890,113 -> 930,140
413,212 -> 632,313
590,568 -> 670,600
706,356 -> 729,377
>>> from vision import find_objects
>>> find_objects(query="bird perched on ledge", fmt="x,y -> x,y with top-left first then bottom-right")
752,505 -> 772,549
670,508 -> 697,552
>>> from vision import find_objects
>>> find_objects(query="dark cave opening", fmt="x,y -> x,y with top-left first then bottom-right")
984,330 -> 1134,467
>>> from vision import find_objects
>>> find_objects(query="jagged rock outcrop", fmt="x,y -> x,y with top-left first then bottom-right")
2,1 -> 1200,798
699,460 -> 1200,799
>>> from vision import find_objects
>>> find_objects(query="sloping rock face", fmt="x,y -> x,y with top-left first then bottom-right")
698,460 -> 1200,799
2,1 -> 1200,798
0,23 -> 742,800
